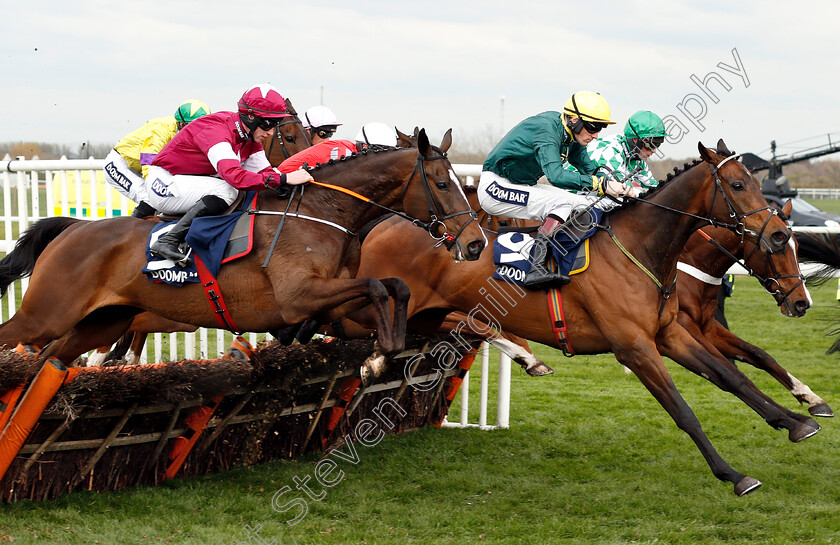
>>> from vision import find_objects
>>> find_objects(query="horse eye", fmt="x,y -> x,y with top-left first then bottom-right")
436,181 -> 449,190
731,181 -> 745,191
285,136 -> 295,143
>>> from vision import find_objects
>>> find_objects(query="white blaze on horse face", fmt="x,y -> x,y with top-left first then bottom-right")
790,237 -> 814,306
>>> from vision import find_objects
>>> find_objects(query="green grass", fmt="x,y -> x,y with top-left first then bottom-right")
805,197 -> 840,216
2,281 -> 840,544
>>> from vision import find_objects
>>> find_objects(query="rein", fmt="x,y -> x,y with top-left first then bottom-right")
619,154 -> 781,250
253,150 -> 478,266
597,154 -> 779,318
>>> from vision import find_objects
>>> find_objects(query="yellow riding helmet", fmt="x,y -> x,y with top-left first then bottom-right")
563,91 -> 615,124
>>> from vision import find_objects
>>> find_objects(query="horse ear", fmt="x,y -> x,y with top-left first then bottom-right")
782,199 -> 793,218
716,139 -> 732,156
396,127 -> 415,148
413,126 -> 420,139
698,141 -> 716,163
440,128 -> 453,153
284,97 -> 296,116
418,128 -> 431,157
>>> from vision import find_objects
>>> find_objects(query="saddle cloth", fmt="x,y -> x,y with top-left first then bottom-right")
492,208 -> 602,286
142,192 -> 258,286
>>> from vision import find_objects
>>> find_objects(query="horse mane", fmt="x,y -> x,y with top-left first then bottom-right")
607,158 -> 706,213
304,146 -> 406,172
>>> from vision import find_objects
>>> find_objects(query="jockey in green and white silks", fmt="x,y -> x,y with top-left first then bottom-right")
585,110 -> 666,197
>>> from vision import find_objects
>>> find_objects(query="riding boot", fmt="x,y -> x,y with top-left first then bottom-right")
131,201 -> 156,218
150,195 -> 227,266
523,215 -> 571,290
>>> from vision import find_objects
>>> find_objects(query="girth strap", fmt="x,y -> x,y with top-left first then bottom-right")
195,254 -> 241,333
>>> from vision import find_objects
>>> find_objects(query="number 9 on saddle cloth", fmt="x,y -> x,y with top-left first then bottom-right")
492,208 -> 603,286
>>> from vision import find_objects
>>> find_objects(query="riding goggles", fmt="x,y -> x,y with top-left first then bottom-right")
582,120 -> 608,134
255,117 -> 281,131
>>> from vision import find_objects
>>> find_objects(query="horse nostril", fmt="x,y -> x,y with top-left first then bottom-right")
771,231 -> 789,247
795,300 -> 810,314
468,240 -> 484,256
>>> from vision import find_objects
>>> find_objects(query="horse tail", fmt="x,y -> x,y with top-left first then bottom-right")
0,217 -> 83,297
794,231 -> 840,287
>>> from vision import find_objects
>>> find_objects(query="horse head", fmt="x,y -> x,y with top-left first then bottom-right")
263,98 -> 312,166
698,139 -> 791,256
735,199 -> 811,317
697,197 -> 809,318
402,128 -> 486,261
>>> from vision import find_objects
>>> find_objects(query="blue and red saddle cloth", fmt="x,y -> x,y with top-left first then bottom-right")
492,209 -> 603,286
142,192 -> 257,285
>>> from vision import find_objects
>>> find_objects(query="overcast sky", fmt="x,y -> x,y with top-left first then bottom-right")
1,0 -> 838,161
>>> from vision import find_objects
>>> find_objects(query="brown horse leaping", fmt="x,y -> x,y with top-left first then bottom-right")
348,141 -> 816,495
0,130 -> 486,378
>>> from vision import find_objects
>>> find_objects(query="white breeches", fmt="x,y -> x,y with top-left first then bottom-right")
145,165 -> 239,215
103,149 -> 147,203
477,170 -> 618,222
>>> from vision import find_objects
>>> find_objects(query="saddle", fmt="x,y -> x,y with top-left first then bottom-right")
142,192 -> 258,286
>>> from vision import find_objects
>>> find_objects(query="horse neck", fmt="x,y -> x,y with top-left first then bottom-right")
299,148 -> 417,233
680,228 -> 746,278
610,163 -> 715,279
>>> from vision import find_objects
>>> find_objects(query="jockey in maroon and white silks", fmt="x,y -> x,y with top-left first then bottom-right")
148,83 -> 312,265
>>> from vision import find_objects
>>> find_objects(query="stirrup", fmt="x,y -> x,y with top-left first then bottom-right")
522,270 -> 570,291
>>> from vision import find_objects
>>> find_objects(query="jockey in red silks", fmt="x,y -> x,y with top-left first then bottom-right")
277,122 -> 398,173
147,83 -> 312,265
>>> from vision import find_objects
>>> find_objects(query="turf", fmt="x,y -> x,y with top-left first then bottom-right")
1,281 -> 839,544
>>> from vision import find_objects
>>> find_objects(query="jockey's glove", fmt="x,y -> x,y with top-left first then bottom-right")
592,175 -> 630,197
283,169 -> 315,186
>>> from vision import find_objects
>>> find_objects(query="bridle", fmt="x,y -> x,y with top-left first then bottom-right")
257,149 -> 478,262
692,229 -> 806,312
400,151 -> 478,251
265,116 -> 311,161
618,154 -> 787,253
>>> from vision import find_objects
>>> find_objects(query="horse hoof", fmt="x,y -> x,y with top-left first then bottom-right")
734,476 -> 762,496
808,403 -> 834,418
789,419 -> 821,443
360,365 -> 373,388
525,363 -> 554,376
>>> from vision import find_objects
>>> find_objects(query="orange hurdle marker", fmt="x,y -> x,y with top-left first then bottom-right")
163,337 -> 253,480
321,375 -> 362,448
435,350 -> 478,427
0,358 -> 69,481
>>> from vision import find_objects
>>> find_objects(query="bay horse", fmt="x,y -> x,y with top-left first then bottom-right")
346,141 -> 816,495
0,130 -> 486,379
262,98 -> 312,166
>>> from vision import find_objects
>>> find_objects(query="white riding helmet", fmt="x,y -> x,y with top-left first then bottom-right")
355,122 -> 397,147
302,105 -> 341,129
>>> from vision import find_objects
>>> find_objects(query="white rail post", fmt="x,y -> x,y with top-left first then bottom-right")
479,341 -> 490,428
459,369 -> 470,426
496,353 -> 512,429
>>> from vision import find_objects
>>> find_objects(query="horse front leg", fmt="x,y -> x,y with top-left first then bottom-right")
706,321 -> 832,417
664,320 -> 821,442
286,277 -> 403,382
613,335 -> 760,496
